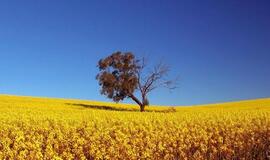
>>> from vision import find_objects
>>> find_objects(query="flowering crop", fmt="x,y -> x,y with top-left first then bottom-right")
0,95 -> 269,159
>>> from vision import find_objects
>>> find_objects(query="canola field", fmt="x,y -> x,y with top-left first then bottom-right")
0,94 -> 269,159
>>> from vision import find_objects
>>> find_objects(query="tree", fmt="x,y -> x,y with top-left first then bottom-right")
96,51 -> 177,112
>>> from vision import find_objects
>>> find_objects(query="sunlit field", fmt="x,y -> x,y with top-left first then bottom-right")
0,94 -> 269,159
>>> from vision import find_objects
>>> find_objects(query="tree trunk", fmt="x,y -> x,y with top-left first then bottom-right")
140,104 -> 145,112
128,94 -> 144,112
140,95 -> 148,112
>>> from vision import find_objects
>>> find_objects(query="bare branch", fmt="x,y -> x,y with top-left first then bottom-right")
136,57 -> 146,94
141,62 -> 172,94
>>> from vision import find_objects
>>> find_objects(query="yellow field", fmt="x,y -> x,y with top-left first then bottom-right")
0,94 -> 269,159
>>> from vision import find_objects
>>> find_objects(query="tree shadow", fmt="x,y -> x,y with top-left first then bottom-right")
65,103 -> 176,113
66,103 -> 137,112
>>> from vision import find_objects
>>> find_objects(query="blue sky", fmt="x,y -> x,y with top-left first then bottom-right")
0,0 -> 269,105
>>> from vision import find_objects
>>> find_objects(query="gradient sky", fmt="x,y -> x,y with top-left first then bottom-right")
0,0 -> 269,106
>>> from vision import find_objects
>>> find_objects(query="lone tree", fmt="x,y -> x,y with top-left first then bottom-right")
96,51 -> 177,112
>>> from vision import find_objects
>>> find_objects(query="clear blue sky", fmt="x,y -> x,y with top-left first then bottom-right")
0,0 -> 269,105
